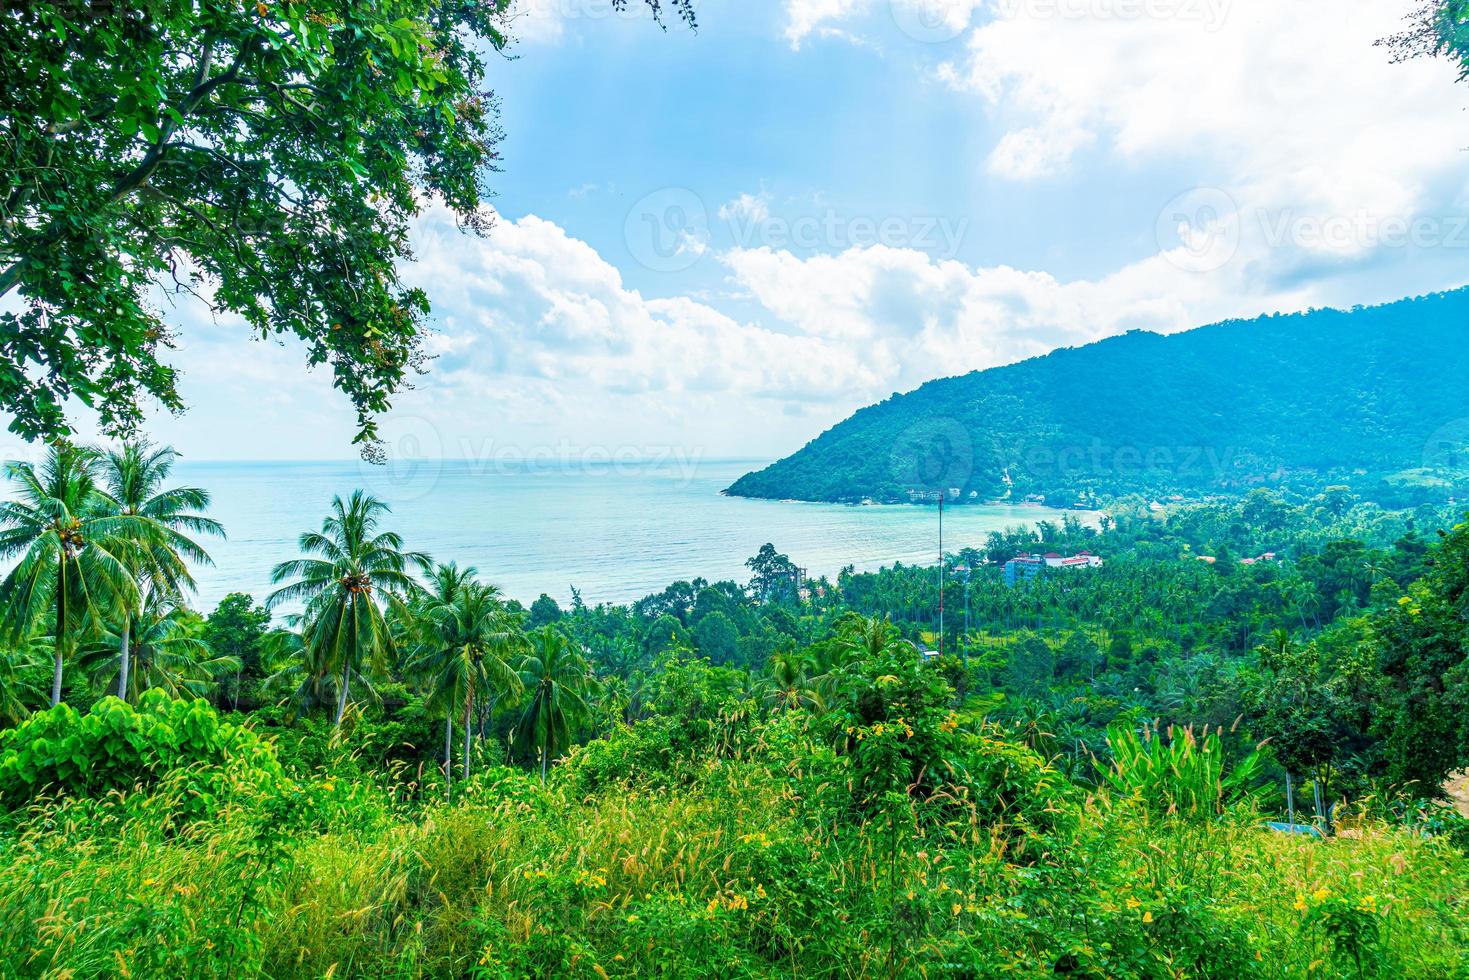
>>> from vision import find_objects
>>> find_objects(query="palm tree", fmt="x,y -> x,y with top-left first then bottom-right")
763,649 -> 822,712
0,638 -> 47,723
0,445 -> 145,705
407,563 -> 524,790
95,439 -> 223,699
259,620 -> 358,719
837,613 -> 915,664
268,491 -> 426,727
515,626 -> 597,785
78,591 -> 238,701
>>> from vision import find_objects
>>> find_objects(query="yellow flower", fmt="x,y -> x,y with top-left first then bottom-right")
1142,910 -> 1154,924
1294,895 -> 1308,912
1312,887 -> 1330,902
1125,898 -> 1141,910
952,903 -> 963,915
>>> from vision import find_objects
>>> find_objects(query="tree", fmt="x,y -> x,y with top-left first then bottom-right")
1243,630 -> 1352,826
745,543 -> 798,603
835,614 -> 914,665
694,610 -> 739,666
259,621 -> 338,720
528,593 -> 564,629
1369,518 -> 1469,793
0,1 -> 694,450
642,613 -> 690,659
407,563 -> 523,789
96,439 -> 222,699
515,627 -> 597,784
0,444 -> 144,705
1004,632 -> 1056,698
268,491 -> 425,727
0,639 -> 48,724
78,591 -> 237,701
204,592 -> 272,710
763,649 -> 822,713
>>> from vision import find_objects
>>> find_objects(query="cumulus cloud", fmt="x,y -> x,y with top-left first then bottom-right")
718,192 -> 773,225
783,0 -> 871,49
945,0 -> 1465,207
784,0 -> 985,48
794,0 -> 1469,288
720,235 -> 1314,395
411,210 -> 869,394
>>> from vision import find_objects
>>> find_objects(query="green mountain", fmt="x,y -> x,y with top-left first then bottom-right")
727,289 -> 1469,506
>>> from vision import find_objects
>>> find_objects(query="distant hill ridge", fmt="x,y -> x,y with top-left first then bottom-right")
726,288 -> 1469,505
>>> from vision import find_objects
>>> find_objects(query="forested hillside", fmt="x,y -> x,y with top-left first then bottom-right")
727,289 -> 1469,505
3,444 -> 1468,975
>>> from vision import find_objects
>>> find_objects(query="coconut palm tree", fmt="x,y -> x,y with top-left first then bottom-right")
268,491 -> 426,727
77,590 -> 238,701
407,563 -> 524,791
95,439 -> 223,699
259,619 -> 366,720
0,444 -> 147,705
763,648 -> 822,712
514,626 -> 597,785
0,638 -> 47,723
836,613 -> 915,664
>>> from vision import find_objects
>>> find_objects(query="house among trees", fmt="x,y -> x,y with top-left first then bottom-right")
1003,551 -> 1104,586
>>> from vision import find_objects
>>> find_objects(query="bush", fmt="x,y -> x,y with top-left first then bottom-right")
1101,722 -> 1267,824
0,691 -> 281,816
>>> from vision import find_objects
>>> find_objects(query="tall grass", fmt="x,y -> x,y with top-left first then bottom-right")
1,752 -> 1465,978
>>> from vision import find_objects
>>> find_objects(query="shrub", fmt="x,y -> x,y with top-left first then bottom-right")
0,691 -> 281,816
1101,722 -> 1266,824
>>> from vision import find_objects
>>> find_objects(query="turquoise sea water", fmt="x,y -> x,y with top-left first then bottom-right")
168,458 -> 1083,611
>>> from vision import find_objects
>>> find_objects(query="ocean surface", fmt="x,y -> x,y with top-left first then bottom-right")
163,458 -> 1082,611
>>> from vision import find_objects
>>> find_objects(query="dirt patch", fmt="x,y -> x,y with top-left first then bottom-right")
1446,770 -> 1469,818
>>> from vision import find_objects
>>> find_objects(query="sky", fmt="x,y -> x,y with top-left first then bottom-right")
14,0 -> 1469,465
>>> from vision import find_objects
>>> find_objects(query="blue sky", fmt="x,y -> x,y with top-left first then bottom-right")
14,0 -> 1469,465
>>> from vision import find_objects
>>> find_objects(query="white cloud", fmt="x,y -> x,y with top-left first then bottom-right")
797,0 -> 1469,276
398,209 -> 885,438
506,0 -> 568,45
783,0 -> 871,49
946,1 -> 1467,216
720,236 -> 1315,394
717,192 -> 772,225
784,0 -> 985,48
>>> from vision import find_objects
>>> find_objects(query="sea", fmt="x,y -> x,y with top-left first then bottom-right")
158,458 -> 1082,611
